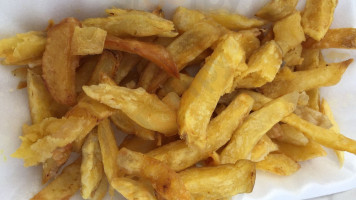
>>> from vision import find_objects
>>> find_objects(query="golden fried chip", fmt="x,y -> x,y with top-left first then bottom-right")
81,131 -> 104,199
220,92 -> 299,164
0,31 -> 45,65
275,140 -> 326,161
256,153 -> 300,176
173,7 -> 206,32
111,177 -> 156,200
147,94 -> 254,171
75,55 -> 99,93
72,26 -> 107,55
158,73 -> 193,97
117,148 -> 192,200
162,92 -> 181,111
260,59 -> 353,98
83,9 -> 178,37
31,158 -> 81,200
84,84 -> 177,135
114,53 -> 141,84
301,0 -> 338,41
294,106 -> 332,128
179,160 -> 256,199
42,18 -> 81,106
87,50 -> 120,85
284,44 -> 304,67
120,135 -> 157,153
275,124 -> 309,146
178,34 -> 247,149
255,0 -> 298,21
320,99 -> 344,167
273,12 -> 305,55
266,123 -> 284,139
306,89 -> 320,110
251,135 -> 279,162
91,176 -> 109,200
303,28 -> 356,49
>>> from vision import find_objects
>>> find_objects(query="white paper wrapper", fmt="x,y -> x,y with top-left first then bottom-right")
0,0 -> 355,199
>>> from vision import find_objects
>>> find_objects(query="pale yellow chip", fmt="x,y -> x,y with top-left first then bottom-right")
111,177 -> 156,200
251,135 -> 279,162
275,140 -> 327,161
256,153 -> 300,176
301,0 -> 338,41
303,28 -> 356,49
275,124 -> 309,146
72,26 -> 107,55
256,0 -> 298,21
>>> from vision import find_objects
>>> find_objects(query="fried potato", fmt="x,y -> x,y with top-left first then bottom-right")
81,131 -> 104,199
114,53 -> 141,84
256,153 -> 300,176
301,0 -> 338,41
27,69 -> 67,124
162,92 -> 181,111
173,7 -> 206,32
207,9 -> 265,30
98,118 -> 119,182
91,176 -> 109,200
220,92 -> 299,164
158,73 -> 193,97
83,84 -> 177,135
306,89 -> 320,110
87,50 -> 120,85
251,135 -> 279,162
260,59 -> 353,98
275,124 -> 309,146
320,99 -> 344,167
298,49 -> 323,71
110,110 -> 155,140
12,116 -> 96,166
137,62 -> 161,89
232,40 -> 282,89
275,140 -> 326,161
255,0 -> 298,21
117,148 -> 192,200
42,18 -> 81,106
273,12 -> 305,55
111,177 -> 156,200
284,44 -> 304,67
303,28 -> 356,49
294,106 -> 332,128
120,135 -> 157,153
178,34 -> 247,149
233,29 -> 261,59
147,21 -> 221,92
266,123 -> 284,139
75,55 -> 99,93
147,94 -> 254,171
31,158 -> 81,200
0,31 -> 45,65
83,9 -> 177,37
42,144 -> 72,184
179,160 -> 256,199
105,35 -> 178,78
72,26 -> 107,55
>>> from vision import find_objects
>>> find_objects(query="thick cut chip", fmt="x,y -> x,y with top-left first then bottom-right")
207,9 -> 265,30
162,92 -> 181,111
256,0 -> 298,21
320,99 -> 344,167
260,59 -> 353,98
147,21 -> 221,92
233,40 -> 282,89
284,44 -> 304,67
256,153 -> 300,176
104,35 -> 178,78
275,140 -> 326,161
275,124 -> 309,146
251,135 -> 279,162
27,69 -> 68,124
273,12 -> 305,55
178,34 -> 247,149
110,110 -> 155,140
42,18 -> 81,106
83,9 -> 177,37
294,106 -> 332,128
98,118 -> 119,182
72,26 -> 107,55
120,135 -> 157,153
31,158 -> 81,200
87,50 -> 120,85
179,160 -> 256,199
306,89 -> 320,110
147,94 -> 254,171
0,31 -> 46,65
81,131 -> 104,199
12,116 -> 96,167
114,53 -> 141,84
266,123 -> 284,139
111,177 -> 156,200
303,28 -> 356,49
75,55 -> 99,93
158,73 -> 193,97
173,7 -> 206,32
117,148 -> 192,200
220,92 -> 299,164
301,0 -> 338,41
298,49 -> 323,71
91,176 -> 109,200
83,84 -> 177,135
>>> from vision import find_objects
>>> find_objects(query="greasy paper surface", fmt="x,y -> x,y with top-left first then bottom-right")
0,0 -> 355,200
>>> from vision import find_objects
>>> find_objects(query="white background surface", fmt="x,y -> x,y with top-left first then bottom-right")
0,0 -> 355,200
